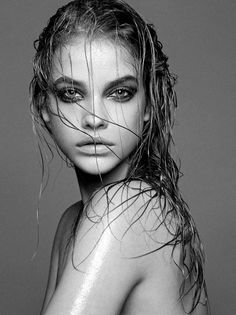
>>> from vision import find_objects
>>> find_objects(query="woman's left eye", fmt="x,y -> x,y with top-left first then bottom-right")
108,88 -> 136,102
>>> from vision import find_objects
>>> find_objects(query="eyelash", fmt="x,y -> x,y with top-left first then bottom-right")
55,87 -> 83,103
54,86 -> 137,103
108,87 -> 137,102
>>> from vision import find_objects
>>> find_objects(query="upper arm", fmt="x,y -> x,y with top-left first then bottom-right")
41,224 -> 60,313
41,204 -> 80,313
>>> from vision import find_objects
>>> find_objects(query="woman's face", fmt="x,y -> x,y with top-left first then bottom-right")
43,38 -> 149,177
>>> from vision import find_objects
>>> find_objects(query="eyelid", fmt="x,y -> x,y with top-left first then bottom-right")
54,86 -> 84,102
54,83 -> 83,92
106,85 -> 137,96
106,86 -> 137,102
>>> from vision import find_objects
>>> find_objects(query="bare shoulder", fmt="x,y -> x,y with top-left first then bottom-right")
58,201 -> 82,229
55,201 -> 83,250
82,180 -> 176,260
44,183 -> 206,315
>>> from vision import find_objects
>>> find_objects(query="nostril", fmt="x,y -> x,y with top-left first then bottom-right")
82,113 -> 108,130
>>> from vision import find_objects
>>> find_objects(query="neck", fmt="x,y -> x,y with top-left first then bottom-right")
75,163 -> 129,204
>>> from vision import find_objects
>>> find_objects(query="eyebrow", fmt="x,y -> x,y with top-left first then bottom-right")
53,76 -> 87,90
53,75 -> 138,91
104,75 -> 138,91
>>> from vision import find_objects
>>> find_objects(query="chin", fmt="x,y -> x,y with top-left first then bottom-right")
74,161 -> 114,175
74,157 -> 129,179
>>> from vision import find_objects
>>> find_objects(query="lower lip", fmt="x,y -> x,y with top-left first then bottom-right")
77,144 -> 113,155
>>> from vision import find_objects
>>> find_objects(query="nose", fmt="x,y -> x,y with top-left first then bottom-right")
82,110 -> 108,131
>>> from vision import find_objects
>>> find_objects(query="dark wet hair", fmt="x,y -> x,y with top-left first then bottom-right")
30,0 -> 208,313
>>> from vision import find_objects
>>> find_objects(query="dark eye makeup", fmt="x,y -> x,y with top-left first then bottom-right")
107,87 -> 137,102
54,87 -> 84,103
54,85 -> 137,104
52,74 -> 138,104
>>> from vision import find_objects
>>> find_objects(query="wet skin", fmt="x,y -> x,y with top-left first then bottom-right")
41,39 -> 208,315
42,190 -> 208,315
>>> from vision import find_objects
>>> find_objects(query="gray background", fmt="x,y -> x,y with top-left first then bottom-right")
1,0 -> 235,314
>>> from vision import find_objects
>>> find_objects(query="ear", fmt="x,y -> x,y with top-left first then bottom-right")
143,105 -> 150,122
41,108 -> 52,134
41,107 -> 50,123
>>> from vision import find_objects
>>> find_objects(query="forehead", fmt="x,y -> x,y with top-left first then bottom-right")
52,38 -> 137,82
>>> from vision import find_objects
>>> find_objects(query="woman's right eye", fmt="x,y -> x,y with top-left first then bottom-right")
55,87 -> 83,103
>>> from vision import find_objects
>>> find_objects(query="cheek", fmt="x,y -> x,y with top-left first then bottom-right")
49,116 -> 73,147
49,105 -> 79,133
110,105 -> 144,131
116,114 -> 144,148
125,111 -> 145,135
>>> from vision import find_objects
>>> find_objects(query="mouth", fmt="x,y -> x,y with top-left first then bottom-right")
77,137 -> 114,147
76,137 -> 114,155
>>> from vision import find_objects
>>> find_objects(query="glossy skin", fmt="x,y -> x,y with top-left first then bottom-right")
41,184 -> 207,315
41,39 -> 208,314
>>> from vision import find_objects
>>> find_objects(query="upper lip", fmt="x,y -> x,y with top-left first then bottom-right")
77,137 -> 114,147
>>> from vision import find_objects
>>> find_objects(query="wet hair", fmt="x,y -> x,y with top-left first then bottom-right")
30,0 -> 208,313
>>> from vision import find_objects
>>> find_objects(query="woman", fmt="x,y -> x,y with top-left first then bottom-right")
30,0 -> 209,314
